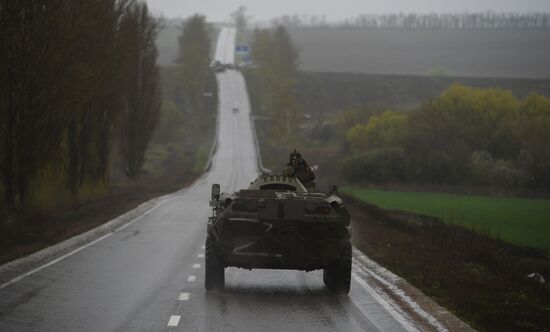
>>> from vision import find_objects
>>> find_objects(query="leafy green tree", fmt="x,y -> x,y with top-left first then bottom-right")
518,93 -> 550,188
426,84 -> 521,157
333,104 -> 387,141
268,80 -> 303,147
403,84 -> 522,183
250,26 -> 301,150
346,111 -> 408,153
271,26 -> 300,81
250,29 -> 273,68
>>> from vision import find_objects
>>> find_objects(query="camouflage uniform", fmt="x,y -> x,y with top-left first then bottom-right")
283,150 -> 316,190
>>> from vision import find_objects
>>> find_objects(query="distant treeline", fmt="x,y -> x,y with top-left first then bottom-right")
0,0 -> 161,209
270,12 -> 550,30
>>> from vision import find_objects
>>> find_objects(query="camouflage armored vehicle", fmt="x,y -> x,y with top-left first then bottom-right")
205,174 -> 352,293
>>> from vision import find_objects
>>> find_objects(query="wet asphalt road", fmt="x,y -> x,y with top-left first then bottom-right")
0,27 -> 421,332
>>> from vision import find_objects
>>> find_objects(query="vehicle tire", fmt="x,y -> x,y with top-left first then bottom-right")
323,241 -> 352,294
205,236 -> 225,291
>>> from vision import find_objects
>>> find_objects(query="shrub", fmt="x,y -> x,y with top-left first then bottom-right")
470,150 -> 526,188
346,111 -> 408,153
342,147 -> 409,183
492,159 -> 526,188
470,151 -> 496,185
308,120 -> 334,142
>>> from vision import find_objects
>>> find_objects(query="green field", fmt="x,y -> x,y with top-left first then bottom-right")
343,187 -> 550,249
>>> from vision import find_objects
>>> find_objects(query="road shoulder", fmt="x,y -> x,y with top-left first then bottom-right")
0,192 -> 173,289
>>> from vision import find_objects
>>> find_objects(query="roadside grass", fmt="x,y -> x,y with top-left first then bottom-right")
144,143 -> 183,177
193,145 -> 210,173
346,195 -> 550,332
77,180 -> 108,204
27,163 -> 71,211
343,187 -> 550,249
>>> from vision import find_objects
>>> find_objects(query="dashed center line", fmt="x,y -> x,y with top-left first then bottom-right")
187,275 -> 196,282
167,315 -> 181,327
197,253 -> 204,258
178,292 -> 190,301
192,263 -> 201,269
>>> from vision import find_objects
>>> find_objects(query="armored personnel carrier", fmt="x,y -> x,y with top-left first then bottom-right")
205,174 -> 352,293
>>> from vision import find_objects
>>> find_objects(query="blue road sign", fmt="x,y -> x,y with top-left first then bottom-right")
235,45 -> 249,53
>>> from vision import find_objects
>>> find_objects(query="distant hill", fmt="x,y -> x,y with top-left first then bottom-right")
244,70 -> 550,116
287,28 -> 550,79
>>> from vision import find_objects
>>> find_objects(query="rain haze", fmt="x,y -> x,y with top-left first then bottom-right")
145,0 -> 550,20
2,1 -> 550,332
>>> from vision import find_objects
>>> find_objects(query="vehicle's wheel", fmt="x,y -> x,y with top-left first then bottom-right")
205,236 -> 225,291
323,241 -> 352,294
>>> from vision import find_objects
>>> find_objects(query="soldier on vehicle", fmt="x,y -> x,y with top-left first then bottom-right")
283,149 -> 316,190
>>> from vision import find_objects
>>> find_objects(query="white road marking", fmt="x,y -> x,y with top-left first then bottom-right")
0,233 -> 113,290
354,258 -> 448,332
192,263 -> 201,269
187,275 -> 196,282
167,315 -> 181,327
201,245 -> 205,250
178,292 -> 190,301
352,272 -> 420,332
0,199 -> 169,291
114,200 -> 168,232
197,253 -> 204,258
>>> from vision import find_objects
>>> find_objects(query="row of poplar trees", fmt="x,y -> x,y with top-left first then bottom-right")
0,0 -> 161,209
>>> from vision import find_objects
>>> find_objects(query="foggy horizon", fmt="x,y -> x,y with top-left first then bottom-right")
145,0 -> 550,21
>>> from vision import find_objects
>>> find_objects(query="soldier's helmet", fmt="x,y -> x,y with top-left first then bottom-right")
289,149 -> 302,167
289,149 -> 301,161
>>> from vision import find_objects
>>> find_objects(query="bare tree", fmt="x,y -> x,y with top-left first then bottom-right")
231,6 -> 249,34
273,12 -> 550,30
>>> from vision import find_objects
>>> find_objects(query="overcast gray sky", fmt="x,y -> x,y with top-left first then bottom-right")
145,0 -> 550,21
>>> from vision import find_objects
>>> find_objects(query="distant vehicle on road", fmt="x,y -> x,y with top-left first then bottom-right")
205,174 -> 352,294
223,63 -> 236,70
232,106 -> 239,113
211,60 -> 225,73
